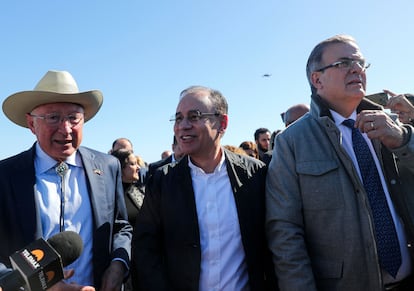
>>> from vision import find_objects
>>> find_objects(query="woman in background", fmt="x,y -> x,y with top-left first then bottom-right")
111,149 -> 145,226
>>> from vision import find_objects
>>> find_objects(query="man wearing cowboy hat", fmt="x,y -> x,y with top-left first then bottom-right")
0,70 -> 132,290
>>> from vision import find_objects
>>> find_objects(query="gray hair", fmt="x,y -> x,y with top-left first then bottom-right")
306,34 -> 358,94
179,85 -> 228,115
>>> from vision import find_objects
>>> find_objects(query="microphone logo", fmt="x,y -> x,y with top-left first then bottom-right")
21,248 -> 45,269
45,271 -> 55,282
31,249 -> 45,261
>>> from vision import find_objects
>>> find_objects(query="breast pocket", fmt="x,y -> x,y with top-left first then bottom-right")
296,160 -> 343,210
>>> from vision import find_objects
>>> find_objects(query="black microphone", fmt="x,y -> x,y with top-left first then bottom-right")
0,231 -> 83,291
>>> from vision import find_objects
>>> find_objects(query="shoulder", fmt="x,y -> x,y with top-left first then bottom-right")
78,146 -> 120,168
0,146 -> 34,169
224,149 -> 266,172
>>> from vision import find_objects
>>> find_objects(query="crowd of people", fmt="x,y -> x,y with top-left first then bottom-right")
1,34 -> 414,291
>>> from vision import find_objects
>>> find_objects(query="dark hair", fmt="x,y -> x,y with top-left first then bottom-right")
111,149 -> 134,169
111,138 -> 133,151
254,128 -> 270,141
306,34 -> 357,94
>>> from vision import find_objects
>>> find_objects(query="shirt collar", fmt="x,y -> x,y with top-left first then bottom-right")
35,142 -> 82,174
330,109 -> 357,127
188,149 -> 226,176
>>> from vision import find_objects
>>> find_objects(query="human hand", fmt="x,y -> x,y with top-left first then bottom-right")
384,89 -> 414,124
47,269 -> 95,291
99,261 -> 125,291
355,110 -> 405,149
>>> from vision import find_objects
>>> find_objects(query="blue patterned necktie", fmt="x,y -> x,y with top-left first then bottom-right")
343,119 -> 401,277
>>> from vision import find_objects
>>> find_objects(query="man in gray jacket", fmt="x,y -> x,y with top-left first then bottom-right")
266,34 -> 414,291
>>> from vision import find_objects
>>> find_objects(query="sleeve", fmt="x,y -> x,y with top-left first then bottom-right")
131,172 -> 171,291
111,158 -> 133,269
265,134 -> 317,291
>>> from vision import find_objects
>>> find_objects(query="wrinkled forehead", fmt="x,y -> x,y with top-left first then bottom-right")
31,102 -> 84,114
323,41 -> 364,61
176,91 -> 213,113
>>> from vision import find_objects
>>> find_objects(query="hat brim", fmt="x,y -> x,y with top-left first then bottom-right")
2,90 -> 103,128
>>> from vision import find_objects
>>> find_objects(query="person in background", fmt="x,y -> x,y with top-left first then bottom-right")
266,34 -> 414,290
146,135 -> 184,182
239,141 -> 259,159
111,149 -> 145,291
132,85 -> 277,290
384,90 -> 414,126
160,150 -> 172,159
223,144 -> 249,156
254,127 -> 271,161
111,149 -> 145,226
109,137 -> 133,154
0,70 -> 132,290
282,103 -> 310,127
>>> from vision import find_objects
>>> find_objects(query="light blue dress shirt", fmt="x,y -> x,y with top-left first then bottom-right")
34,143 -> 94,285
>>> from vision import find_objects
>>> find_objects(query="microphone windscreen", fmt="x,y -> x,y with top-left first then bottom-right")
47,231 -> 83,267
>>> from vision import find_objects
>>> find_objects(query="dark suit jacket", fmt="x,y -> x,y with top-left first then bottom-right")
145,155 -> 173,183
132,149 -> 277,291
0,144 -> 132,288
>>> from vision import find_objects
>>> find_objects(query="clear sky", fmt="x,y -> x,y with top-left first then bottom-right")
1,1 -> 413,163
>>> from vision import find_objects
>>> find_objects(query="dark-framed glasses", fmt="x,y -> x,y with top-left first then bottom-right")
316,59 -> 370,72
30,112 -> 84,126
170,110 -> 220,125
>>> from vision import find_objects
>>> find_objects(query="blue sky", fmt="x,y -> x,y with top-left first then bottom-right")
1,1 -> 413,163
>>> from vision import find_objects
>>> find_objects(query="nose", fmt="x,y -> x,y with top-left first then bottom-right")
176,117 -> 193,129
57,119 -> 73,133
350,60 -> 364,73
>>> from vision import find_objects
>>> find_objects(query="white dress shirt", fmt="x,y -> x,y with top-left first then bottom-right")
332,110 -> 412,283
189,153 -> 250,291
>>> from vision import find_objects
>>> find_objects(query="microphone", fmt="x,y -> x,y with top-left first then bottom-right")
0,231 -> 83,291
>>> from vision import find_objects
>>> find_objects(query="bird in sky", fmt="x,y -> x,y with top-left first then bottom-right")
262,74 -> 272,77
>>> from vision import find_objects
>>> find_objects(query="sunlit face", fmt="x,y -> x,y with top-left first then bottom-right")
26,103 -> 84,161
312,42 -> 367,114
173,91 -> 226,160
122,154 -> 139,183
257,132 -> 271,151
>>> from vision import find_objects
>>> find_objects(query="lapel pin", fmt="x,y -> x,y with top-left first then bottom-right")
93,169 -> 103,175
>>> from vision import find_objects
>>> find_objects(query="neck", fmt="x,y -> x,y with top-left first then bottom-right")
189,147 -> 222,174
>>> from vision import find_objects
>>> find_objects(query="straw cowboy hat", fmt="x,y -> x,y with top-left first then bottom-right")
2,70 -> 103,128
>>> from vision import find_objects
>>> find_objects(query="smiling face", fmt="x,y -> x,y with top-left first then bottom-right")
26,102 -> 84,161
311,42 -> 367,116
173,90 -> 227,165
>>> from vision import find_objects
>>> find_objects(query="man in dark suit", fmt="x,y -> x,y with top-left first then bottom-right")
145,135 -> 183,182
132,86 -> 276,290
0,70 -> 132,290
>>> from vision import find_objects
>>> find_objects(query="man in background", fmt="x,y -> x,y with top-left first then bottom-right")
254,127 -> 271,161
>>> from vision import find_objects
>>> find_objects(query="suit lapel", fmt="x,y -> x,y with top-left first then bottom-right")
78,147 -> 107,227
11,146 -> 38,243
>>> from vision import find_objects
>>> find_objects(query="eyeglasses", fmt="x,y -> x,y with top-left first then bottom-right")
30,112 -> 84,126
316,59 -> 370,72
170,110 -> 220,125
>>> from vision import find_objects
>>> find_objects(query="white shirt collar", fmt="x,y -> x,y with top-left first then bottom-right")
188,149 -> 226,176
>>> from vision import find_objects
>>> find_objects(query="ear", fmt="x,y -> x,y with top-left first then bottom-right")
219,114 -> 228,133
311,71 -> 322,89
26,113 -> 36,134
